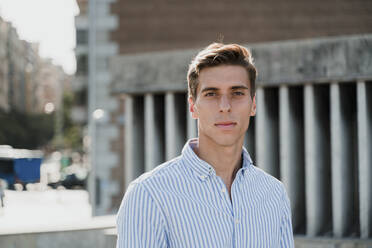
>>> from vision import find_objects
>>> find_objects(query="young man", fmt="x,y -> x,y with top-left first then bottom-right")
116,43 -> 294,247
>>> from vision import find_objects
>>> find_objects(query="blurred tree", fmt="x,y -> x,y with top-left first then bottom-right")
0,110 -> 54,149
52,91 -> 84,151
0,91 -> 83,151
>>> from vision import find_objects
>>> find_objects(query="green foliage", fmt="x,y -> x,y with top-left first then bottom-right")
63,125 -> 83,151
55,91 -> 84,151
0,110 -> 54,149
62,91 -> 75,132
0,91 -> 84,151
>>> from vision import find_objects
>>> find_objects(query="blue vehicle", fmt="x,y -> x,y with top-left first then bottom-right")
0,145 -> 43,189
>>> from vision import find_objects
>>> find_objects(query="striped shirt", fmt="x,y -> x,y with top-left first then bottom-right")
116,139 -> 294,247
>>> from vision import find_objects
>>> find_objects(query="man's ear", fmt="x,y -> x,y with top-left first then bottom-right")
188,97 -> 198,119
251,95 -> 256,116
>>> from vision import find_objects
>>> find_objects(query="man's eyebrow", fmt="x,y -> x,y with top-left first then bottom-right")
200,85 -> 249,93
200,87 -> 219,93
231,85 -> 249,90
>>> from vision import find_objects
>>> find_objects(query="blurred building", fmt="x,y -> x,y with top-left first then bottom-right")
75,0 -> 123,216
6,23 -> 23,112
0,17 -> 9,112
37,58 -> 71,113
0,17 -> 70,115
72,0 -> 89,124
83,0 -> 372,244
24,43 -> 43,114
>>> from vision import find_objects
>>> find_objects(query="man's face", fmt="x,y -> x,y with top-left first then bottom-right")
189,65 -> 256,147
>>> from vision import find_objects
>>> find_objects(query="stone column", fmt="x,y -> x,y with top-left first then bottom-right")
145,93 -> 163,172
357,81 -> 372,238
304,84 -> 331,236
279,86 -> 305,231
165,92 -> 185,160
255,87 -> 279,177
124,95 -> 144,189
330,83 -> 356,237
124,95 -> 134,189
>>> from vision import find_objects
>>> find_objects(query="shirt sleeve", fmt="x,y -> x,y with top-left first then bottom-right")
279,185 -> 295,248
116,182 -> 169,248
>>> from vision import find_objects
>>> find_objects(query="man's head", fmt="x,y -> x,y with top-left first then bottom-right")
187,43 -> 257,148
187,43 -> 257,101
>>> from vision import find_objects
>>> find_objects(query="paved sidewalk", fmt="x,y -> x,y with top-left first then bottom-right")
0,189 -> 115,234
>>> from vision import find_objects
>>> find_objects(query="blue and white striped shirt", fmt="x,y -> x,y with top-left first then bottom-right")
116,139 -> 294,247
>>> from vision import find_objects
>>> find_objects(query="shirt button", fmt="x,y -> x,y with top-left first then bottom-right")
200,175 -> 206,180
235,219 -> 239,224
221,187 -> 226,193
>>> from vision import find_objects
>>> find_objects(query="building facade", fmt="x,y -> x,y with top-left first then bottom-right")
0,17 -> 9,112
84,0 -> 123,215
110,0 -> 372,53
83,0 -> 372,244
73,0 -> 89,124
110,35 -> 372,243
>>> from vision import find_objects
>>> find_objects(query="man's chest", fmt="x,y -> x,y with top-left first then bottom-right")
160,186 -> 282,248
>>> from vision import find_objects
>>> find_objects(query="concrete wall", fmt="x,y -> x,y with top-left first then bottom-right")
2,231 -> 372,248
111,35 -> 372,94
0,229 -> 107,248
0,216 -> 116,248
294,237 -> 372,248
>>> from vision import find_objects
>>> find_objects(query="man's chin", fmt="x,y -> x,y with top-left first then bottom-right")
212,136 -> 242,147
199,131 -> 244,147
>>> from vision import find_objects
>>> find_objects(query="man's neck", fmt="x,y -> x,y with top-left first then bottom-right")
194,136 -> 244,195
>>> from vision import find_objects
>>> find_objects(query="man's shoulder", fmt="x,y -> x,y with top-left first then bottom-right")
128,156 -> 185,190
249,165 -> 286,193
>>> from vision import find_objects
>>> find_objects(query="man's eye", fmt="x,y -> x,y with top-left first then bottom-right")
233,91 -> 245,96
205,92 -> 216,97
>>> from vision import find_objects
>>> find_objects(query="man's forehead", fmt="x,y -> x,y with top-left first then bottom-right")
199,65 -> 249,82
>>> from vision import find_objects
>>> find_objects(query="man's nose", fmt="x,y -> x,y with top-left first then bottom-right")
219,95 -> 231,112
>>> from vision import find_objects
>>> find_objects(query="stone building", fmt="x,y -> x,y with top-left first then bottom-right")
24,43 -> 42,114
82,0 -> 123,216
83,0 -> 372,245
36,58 -> 69,113
0,17 -> 70,115
72,0 -> 89,124
0,17 -> 9,112
6,23 -> 24,112
110,36 -> 372,246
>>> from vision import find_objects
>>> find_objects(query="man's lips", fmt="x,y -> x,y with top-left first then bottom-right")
215,121 -> 237,129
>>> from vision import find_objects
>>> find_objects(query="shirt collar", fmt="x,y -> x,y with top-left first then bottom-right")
181,138 -> 254,181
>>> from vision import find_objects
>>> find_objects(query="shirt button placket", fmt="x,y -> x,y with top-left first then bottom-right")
231,178 -> 241,247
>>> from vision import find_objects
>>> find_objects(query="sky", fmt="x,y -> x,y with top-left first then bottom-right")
0,0 -> 79,75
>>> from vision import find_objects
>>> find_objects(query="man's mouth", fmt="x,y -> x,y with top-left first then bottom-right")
215,121 -> 237,129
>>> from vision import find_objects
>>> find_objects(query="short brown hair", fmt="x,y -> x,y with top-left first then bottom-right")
187,43 -> 257,100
